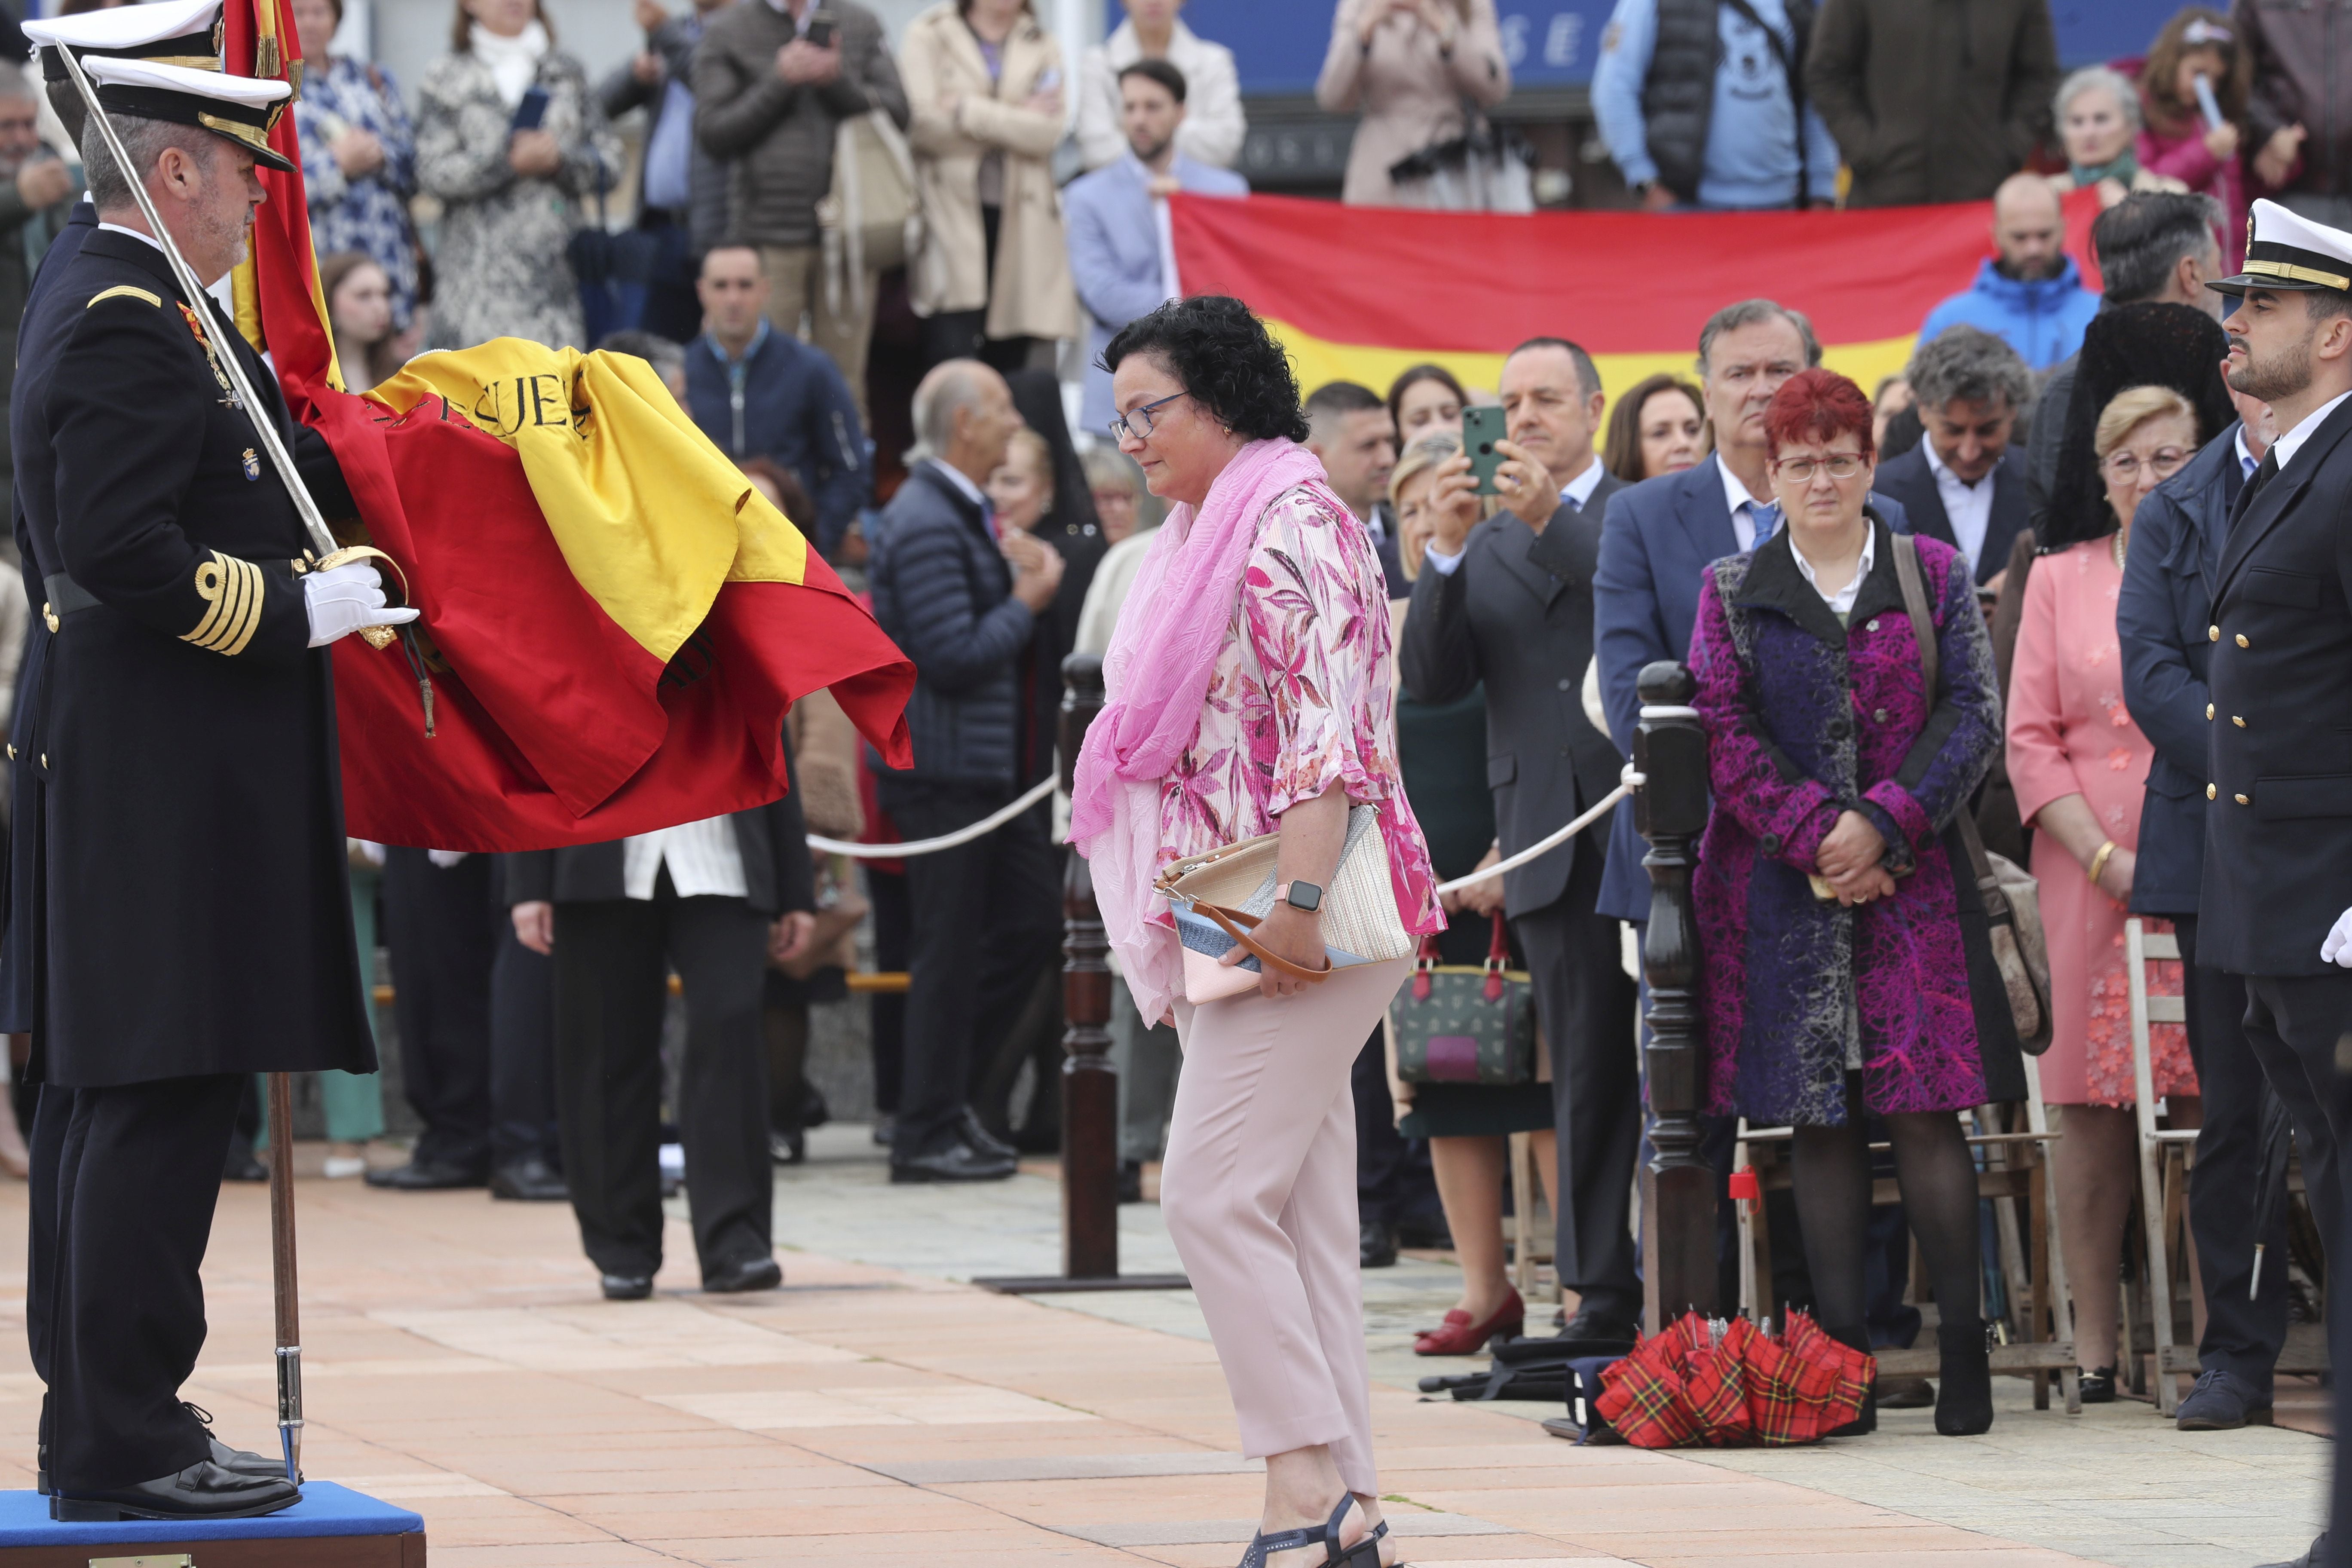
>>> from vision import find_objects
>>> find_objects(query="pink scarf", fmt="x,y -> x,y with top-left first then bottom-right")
1068,438 -> 1333,1021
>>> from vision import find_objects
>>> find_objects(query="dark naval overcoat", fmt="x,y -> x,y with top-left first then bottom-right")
7,225 -> 374,1086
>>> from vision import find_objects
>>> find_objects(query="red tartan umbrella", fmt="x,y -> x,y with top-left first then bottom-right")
1596,1310 -> 1872,1449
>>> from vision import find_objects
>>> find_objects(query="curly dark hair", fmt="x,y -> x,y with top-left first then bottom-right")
1100,296 -> 1310,444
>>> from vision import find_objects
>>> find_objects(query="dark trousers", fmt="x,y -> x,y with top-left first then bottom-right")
2176,916 -> 2291,1389
1351,1028 -> 1439,1233
489,921 -> 561,1165
380,848 -> 499,1172
1512,841 -> 1642,1324
31,1075 -> 242,1491
550,882 -> 774,1280
867,867 -> 909,1117
2239,972 -> 2352,1258
884,786 -> 1060,1160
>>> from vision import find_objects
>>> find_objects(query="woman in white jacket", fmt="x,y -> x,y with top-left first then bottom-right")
1075,0 -> 1246,171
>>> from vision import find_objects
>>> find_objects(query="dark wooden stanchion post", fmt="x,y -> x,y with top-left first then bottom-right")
1633,660 -> 1716,1335
1057,653 -> 1119,1280
973,654 -> 1189,1294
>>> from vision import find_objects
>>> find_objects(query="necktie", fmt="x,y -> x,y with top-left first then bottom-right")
2229,450 -> 2279,533
1751,502 -> 1782,542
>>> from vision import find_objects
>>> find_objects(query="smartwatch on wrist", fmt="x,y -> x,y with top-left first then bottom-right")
1274,880 -> 1323,913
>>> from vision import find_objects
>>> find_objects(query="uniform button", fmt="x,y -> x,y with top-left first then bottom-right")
2236,793 -> 2251,805
1556,678 -> 1571,691
3,745 -> 12,761
2234,716 -> 2247,728
37,754 -> 45,769
1759,833 -> 1782,854
2237,634 -> 2251,647
2206,703 -> 2216,720
2207,784 -> 2218,800
2209,625 -> 2220,641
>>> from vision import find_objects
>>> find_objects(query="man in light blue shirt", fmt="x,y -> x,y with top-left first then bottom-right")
1592,0 -> 1839,211
1063,58 -> 1246,435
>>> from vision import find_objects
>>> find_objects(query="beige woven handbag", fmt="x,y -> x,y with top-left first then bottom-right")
1155,805 -> 1414,1003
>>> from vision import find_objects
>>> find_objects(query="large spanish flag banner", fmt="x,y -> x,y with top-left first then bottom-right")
223,0 -> 913,850
1169,191 -> 2102,404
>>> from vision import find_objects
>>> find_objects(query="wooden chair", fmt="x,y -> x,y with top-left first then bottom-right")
1733,1063 -> 2081,1413
1506,1130 -> 1553,1301
2124,918 -> 2329,1410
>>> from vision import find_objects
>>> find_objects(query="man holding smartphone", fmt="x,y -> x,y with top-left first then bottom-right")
693,0 -> 907,417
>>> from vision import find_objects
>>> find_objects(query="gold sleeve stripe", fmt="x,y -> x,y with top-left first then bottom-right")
182,551 -> 265,656
86,285 -> 162,310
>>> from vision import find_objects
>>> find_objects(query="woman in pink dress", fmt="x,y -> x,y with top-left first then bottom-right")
2007,383 -> 2202,1403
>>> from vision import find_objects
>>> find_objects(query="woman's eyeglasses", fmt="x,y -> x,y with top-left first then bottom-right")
1773,454 -> 1868,482
2100,449 -> 2193,483
1108,391 -> 1189,444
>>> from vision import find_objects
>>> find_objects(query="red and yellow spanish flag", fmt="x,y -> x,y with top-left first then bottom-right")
223,0 -> 913,850
1169,190 -> 2102,404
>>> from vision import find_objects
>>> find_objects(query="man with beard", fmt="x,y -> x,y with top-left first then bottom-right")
1917,173 -> 2099,371
9,46 -> 413,1521
2203,198 -> 2352,1568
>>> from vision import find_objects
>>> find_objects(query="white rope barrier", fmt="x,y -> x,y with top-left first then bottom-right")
1431,781 -> 1630,896
807,774 -> 1057,858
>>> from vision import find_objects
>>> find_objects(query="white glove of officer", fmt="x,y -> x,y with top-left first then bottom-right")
304,560 -> 419,648
2324,906 -> 2352,968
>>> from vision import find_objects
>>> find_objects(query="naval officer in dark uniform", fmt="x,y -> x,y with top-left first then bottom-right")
9,50 -> 414,1522
2203,199 -> 2352,1568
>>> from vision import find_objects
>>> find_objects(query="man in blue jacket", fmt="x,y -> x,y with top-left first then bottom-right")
867,360 -> 1063,1185
684,244 -> 870,556
2117,372 -> 2295,1433
1064,59 -> 1245,436
1917,174 -> 2101,371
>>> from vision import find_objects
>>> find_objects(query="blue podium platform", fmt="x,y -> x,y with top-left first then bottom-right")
0,1482 -> 425,1565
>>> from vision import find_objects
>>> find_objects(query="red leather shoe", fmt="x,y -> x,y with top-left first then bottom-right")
1413,1289 -> 1525,1356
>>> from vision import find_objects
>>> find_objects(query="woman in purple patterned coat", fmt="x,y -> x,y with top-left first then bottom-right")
1687,369 -> 2024,1439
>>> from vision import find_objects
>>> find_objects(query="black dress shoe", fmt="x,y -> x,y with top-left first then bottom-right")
1117,1158 -> 1144,1204
184,1403 -> 286,1482
489,1157 -> 569,1201
223,1145 -> 267,1182
365,1158 -> 488,1191
1360,1218 -> 1399,1269
51,1459 -> 299,1522
704,1255 -> 783,1293
600,1272 -> 654,1301
890,1140 -> 1017,1183
1558,1308 -> 1640,1344
2257,1532 -> 2325,1568
871,1114 -> 895,1147
770,1128 -> 807,1165
960,1108 -> 1018,1162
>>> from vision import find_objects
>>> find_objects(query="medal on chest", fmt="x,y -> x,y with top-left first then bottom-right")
177,300 -> 242,410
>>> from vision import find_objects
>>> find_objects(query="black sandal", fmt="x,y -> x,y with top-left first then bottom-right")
1238,1495 -> 1380,1567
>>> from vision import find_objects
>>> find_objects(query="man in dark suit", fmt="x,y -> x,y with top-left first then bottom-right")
508,788 -> 817,1301
2202,200 -> 2352,1568
1304,380 -> 1407,597
2120,371 -> 2292,1433
867,361 -> 1064,1185
1872,323 -> 2031,592
1401,335 -> 1642,1339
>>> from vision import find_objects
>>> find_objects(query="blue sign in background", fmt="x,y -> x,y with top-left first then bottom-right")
1185,0 -> 2187,96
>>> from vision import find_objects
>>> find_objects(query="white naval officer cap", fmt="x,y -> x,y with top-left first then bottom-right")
79,55 -> 293,173
23,0 -> 226,78
2211,198 -> 2352,297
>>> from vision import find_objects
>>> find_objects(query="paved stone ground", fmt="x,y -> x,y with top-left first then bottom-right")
0,1126 -> 2318,1567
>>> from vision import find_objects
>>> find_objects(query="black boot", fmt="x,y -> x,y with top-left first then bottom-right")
1934,1318 -> 1994,1436
1825,1323 -> 1876,1436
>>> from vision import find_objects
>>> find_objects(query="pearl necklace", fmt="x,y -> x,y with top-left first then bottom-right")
2111,530 -> 2128,570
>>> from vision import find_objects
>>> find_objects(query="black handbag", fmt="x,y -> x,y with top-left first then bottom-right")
1389,913 -> 1537,1085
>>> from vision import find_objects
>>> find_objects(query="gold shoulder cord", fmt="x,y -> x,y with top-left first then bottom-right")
184,549 -> 265,655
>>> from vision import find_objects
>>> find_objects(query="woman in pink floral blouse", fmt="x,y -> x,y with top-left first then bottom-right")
1071,297 -> 1438,1568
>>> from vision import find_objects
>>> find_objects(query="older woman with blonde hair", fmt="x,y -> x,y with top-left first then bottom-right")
2048,65 -> 2189,209
2008,382 -> 2202,1403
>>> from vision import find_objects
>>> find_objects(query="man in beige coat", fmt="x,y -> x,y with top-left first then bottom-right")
901,0 -> 1078,369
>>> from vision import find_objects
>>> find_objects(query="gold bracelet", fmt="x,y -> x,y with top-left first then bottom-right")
2086,840 -> 2117,886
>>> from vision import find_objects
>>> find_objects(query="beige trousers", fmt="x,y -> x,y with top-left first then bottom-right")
756,244 -> 879,423
1163,956 -> 1413,1492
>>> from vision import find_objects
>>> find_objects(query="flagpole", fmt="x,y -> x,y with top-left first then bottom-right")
56,44 -> 395,651
266,1070 -> 302,1483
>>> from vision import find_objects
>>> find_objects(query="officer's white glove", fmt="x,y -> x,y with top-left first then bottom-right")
304,561 -> 419,648
2324,908 -> 2352,968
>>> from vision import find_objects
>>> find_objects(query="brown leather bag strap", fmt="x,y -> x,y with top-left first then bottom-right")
1890,533 -> 2010,919
1194,901 -> 1334,984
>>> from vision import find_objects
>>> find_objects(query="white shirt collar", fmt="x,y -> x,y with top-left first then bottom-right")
929,456 -> 989,512
1920,440 -> 1988,492
1920,440 -> 1995,571
1791,524 -> 1877,617
1717,451 -> 1777,551
97,220 -> 166,257
2272,389 -> 2352,475
2235,423 -> 2261,475
1559,454 -> 1606,510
